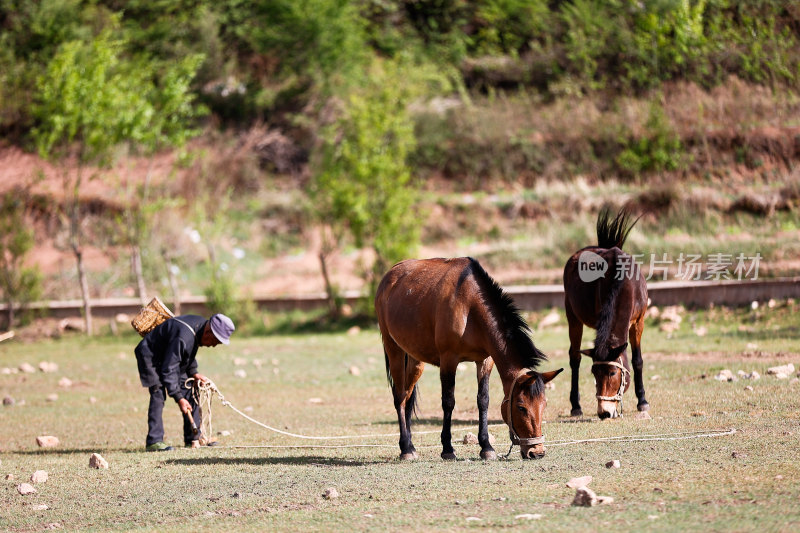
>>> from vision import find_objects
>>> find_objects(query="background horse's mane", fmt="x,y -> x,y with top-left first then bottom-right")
594,207 -> 641,361
594,263 -> 624,361
597,206 -> 639,250
462,257 -> 547,371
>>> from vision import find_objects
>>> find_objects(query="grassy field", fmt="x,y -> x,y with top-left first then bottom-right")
1,302 -> 799,532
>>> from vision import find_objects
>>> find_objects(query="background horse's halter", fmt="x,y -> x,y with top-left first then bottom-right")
502,369 -> 545,448
592,359 -> 630,406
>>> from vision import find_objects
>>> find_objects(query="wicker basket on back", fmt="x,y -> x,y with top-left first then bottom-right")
131,297 -> 174,337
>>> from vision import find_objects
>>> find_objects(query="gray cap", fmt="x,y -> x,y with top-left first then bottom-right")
209,313 -> 235,345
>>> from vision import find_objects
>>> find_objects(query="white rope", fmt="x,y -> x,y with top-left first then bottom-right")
189,378 -> 476,440
189,379 -> 736,450
545,427 -> 736,447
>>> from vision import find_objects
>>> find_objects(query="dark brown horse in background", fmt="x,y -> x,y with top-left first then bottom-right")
563,208 -> 649,419
376,257 -> 562,461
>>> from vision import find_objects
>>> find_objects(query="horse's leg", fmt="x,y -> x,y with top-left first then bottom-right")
439,361 -> 459,461
402,355 -> 425,458
629,317 -> 649,411
385,336 -> 423,460
566,300 -> 584,417
476,358 -> 496,460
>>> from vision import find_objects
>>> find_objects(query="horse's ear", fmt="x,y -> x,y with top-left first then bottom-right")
580,348 -> 594,358
541,368 -> 564,384
609,343 -> 628,359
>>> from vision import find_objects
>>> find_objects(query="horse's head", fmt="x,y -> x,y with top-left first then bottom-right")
582,343 -> 630,419
502,368 -> 563,459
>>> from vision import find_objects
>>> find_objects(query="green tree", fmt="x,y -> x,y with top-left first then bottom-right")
311,58 -> 422,315
0,192 -> 42,330
32,28 -> 152,335
118,54 -> 205,305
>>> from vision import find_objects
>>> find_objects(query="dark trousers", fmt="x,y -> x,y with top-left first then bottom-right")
146,379 -> 202,446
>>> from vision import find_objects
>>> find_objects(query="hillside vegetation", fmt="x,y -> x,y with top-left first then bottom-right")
1,1 -> 799,330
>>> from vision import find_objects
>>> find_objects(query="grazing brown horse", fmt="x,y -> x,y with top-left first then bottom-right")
563,208 -> 649,419
376,257 -> 562,461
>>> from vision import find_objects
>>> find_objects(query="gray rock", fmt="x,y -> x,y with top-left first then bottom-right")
323,487 -> 339,500
3,396 -> 14,406
605,460 -> 621,468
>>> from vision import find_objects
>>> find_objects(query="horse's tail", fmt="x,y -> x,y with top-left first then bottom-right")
407,377 -> 419,417
383,349 -> 419,417
384,347 -> 393,388
597,206 -> 639,250
594,251 -> 624,361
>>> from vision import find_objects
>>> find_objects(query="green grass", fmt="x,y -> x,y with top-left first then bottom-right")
1,302 -> 800,531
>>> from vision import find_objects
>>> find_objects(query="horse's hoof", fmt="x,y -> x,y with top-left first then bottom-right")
399,452 -> 418,461
571,408 -> 583,417
638,402 -> 650,412
441,452 -> 457,461
480,450 -> 497,461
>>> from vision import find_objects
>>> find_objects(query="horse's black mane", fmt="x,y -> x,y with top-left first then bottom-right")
594,258 -> 624,361
597,206 -> 639,250
462,258 -> 547,370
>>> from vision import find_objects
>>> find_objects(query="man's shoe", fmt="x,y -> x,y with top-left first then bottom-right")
145,442 -> 174,452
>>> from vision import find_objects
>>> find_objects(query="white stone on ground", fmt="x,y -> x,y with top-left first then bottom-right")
36,436 -> 59,447
767,363 -> 795,376
30,470 -> 48,483
566,475 -> 592,489
17,483 -> 37,495
515,514 -> 542,520
606,460 -> 621,468
714,369 -> 737,382
89,453 -> 109,469
463,432 -> 479,445
38,361 -> 58,373
323,487 -> 339,499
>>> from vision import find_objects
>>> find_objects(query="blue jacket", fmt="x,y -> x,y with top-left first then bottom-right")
134,315 -> 206,401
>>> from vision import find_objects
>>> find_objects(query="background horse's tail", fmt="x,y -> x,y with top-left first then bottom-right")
597,206 -> 640,250
383,349 -> 419,416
